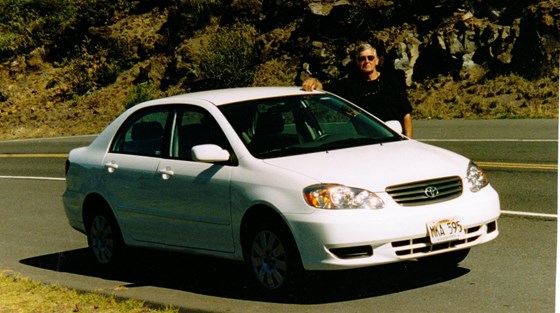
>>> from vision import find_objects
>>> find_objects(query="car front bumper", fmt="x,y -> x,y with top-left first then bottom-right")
286,185 -> 501,271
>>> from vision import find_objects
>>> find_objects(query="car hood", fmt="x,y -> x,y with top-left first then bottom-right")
262,140 -> 469,191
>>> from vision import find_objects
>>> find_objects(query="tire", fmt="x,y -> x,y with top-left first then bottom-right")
247,223 -> 302,291
419,248 -> 470,269
86,209 -> 124,267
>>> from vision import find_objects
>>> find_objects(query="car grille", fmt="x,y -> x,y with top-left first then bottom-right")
386,176 -> 463,206
391,221 -> 497,257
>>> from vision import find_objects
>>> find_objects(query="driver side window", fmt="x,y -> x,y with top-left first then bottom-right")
172,107 -> 229,161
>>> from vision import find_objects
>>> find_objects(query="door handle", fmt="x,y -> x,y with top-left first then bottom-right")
105,161 -> 119,173
159,167 -> 174,180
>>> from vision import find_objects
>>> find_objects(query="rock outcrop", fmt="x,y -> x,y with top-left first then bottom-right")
289,0 -> 559,86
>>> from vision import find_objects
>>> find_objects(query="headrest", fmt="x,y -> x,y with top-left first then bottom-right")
131,121 -> 164,141
255,111 -> 284,135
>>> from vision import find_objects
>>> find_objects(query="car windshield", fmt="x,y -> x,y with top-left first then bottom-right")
219,94 -> 405,158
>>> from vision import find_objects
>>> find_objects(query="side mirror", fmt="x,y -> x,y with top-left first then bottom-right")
385,120 -> 403,135
191,144 -> 230,162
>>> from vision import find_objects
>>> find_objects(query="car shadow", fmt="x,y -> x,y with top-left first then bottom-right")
20,247 -> 470,304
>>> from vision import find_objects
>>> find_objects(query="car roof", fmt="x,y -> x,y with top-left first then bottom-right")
147,86 -> 325,106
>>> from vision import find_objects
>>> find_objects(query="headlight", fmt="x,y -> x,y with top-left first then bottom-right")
303,184 -> 384,210
467,161 -> 488,192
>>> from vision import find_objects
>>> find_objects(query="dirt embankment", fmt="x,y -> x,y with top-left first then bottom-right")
0,0 -> 557,139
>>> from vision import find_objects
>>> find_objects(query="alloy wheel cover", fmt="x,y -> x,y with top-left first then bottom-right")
250,230 -> 288,289
90,215 -> 115,264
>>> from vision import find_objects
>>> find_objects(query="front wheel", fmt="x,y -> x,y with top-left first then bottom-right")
248,225 -> 302,291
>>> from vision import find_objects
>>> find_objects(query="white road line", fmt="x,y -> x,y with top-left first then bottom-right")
0,153 -> 68,158
477,162 -> 558,170
419,139 -> 557,142
501,210 -> 557,219
0,175 -> 65,181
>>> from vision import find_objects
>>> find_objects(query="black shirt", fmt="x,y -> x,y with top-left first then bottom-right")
325,72 -> 413,122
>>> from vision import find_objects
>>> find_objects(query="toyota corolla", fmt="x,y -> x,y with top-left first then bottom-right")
63,87 -> 500,291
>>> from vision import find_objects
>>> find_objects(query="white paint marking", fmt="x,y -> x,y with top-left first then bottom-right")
502,210 -> 557,219
419,139 -> 557,142
0,175 -> 65,181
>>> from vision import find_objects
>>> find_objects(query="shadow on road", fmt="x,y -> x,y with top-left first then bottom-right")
20,247 -> 469,304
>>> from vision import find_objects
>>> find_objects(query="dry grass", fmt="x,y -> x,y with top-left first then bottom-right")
0,271 -> 179,313
410,69 -> 559,119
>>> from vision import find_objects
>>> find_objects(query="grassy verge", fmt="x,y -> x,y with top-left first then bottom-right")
409,71 -> 559,119
0,271 -> 178,313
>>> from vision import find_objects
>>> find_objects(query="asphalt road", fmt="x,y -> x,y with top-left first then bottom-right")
0,119 -> 557,312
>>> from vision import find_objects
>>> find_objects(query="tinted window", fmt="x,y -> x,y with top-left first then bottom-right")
219,94 -> 403,158
111,108 -> 170,157
170,107 -> 230,161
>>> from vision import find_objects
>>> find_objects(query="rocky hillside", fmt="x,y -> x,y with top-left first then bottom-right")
0,0 -> 558,139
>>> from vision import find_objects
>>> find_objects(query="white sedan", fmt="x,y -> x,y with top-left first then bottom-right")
63,87 -> 500,291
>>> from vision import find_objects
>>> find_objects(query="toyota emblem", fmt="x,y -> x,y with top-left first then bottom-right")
424,186 -> 439,198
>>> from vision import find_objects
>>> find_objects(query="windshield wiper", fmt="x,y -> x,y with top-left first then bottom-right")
254,136 -> 404,158
320,136 -> 403,149
253,145 -> 309,158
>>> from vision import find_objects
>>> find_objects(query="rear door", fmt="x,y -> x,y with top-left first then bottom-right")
102,106 -> 171,241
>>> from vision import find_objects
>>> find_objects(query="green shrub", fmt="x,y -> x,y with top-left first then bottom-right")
195,24 -> 259,91
0,0 -> 78,51
0,0 -> 137,61
68,41 -> 124,94
252,58 -> 298,86
0,31 -> 25,57
74,0 -> 136,25
125,82 -> 159,109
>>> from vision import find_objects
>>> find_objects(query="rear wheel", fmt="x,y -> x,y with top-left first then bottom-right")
86,209 -> 124,266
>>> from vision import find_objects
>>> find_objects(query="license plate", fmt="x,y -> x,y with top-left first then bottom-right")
427,218 -> 465,244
